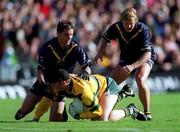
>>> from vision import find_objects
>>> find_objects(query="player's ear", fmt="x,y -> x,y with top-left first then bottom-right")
62,80 -> 66,85
135,14 -> 138,23
135,17 -> 138,23
57,31 -> 60,36
63,79 -> 70,86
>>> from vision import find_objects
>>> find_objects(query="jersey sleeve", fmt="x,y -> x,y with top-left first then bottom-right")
139,26 -> 152,53
103,23 -> 118,43
38,44 -> 49,71
75,44 -> 92,69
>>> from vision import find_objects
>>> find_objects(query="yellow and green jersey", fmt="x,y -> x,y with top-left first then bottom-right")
65,74 -> 119,119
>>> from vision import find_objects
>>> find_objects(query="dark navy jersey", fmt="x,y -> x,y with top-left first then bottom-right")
103,22 -> 156,64
38,37 -> 91,81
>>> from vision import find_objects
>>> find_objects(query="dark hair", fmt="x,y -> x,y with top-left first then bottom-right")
57,20 -> 74,33
50,69 -> 70,83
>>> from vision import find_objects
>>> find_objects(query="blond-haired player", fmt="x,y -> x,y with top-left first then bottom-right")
94,7 -> 157,120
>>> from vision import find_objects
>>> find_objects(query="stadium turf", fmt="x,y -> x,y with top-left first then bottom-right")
0,92 -> 180,132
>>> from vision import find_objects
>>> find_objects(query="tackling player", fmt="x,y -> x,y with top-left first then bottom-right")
15,20 -> 92,122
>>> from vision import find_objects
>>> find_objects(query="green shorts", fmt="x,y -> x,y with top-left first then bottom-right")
105,77 -> 120,95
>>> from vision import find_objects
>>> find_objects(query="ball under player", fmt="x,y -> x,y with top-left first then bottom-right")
50,69 -> 147,121
15,20 -> 92,122
93,7 -> 157,120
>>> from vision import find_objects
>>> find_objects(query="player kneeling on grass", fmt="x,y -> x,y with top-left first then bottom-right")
50,69 -> 147,121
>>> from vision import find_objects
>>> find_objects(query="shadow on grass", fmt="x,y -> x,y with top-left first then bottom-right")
0,120 -> 84,123
0,120 -> 49,123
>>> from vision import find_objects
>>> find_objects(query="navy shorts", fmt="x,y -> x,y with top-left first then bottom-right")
119,58 -> 154,67
119,58 -> 155,75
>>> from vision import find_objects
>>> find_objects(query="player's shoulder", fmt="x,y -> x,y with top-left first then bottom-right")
47,37 -> 58,45
136,22 -> 149,31
71,39 -> 79,47
109,21 -> 122,28
91,74 -> 106,80
70,39 -> 84,52
43,37 -> 58,47
39,37 -> 57,52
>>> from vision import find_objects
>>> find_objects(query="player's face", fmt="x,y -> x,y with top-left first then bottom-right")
57,29 -> 74,49
123,18 -> 136,32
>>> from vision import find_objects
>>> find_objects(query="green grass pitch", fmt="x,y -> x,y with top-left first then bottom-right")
0,92 -> 180,132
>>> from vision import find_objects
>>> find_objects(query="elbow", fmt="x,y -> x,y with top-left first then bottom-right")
92,108 -> 103,119
144,52 -> 151,60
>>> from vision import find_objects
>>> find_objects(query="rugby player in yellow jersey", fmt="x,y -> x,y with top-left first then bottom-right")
50,69 -> 147,121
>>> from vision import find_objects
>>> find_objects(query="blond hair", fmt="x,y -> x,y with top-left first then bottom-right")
121,7 -> 138,22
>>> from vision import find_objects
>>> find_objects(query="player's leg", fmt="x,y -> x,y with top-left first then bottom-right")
15,80 -> 45,120
109,104 -> 148,121
110,65 -> 131,84
15,92 -> 42,120
99,94 -> 118,121
135,62 -> 152,120
101,94 -> 127,121
109,109 -> 126,121
99,77 -> 125,121
32,96 -> 52,122
49,96 -> 68,122
99,93 -> 146,121
49,101 -> 68,122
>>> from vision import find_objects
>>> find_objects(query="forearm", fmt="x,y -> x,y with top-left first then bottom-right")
80,107 -> 102,119
83,66 -> 91,74
131,52 -> 151,69
97,38 -> 108,56
80,111 -> 99,119
37,69 -> 45,83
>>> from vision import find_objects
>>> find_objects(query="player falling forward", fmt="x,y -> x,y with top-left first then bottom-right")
49,69 -> 147,121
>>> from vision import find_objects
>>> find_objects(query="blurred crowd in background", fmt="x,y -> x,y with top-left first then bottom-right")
0,0 -> 180,81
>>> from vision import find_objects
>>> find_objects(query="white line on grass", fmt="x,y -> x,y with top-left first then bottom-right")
0,126 -> 162,132
0,127 -> 145,132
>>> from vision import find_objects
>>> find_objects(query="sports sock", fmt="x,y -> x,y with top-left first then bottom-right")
144,112 -> 152,120
122,108 -> 132,117
144,111 -> 151,115
118,93 -> 126,101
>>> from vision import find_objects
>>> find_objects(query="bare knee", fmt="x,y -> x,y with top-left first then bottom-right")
135,74 -> 146,87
